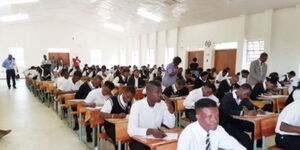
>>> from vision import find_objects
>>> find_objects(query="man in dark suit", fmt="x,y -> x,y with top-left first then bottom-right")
219,84 -> 263,150
217,75 -> 240,99
163,79 -> 189,98
193,71 -> 209,89
127,70 -> 145,88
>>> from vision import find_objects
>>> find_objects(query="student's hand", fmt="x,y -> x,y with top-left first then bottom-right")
116,113 -> 126,118
147,129 -> 167,138
165,99 -> 175,114
90,103 -> 96,108
170,95 -> 177,98
244,110 -> 257,116
257,109 -> 265,115
161,94 -> 168,100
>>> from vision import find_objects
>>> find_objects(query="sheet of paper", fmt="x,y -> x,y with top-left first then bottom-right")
257,111 -> 275,117
145,133 -> 178,141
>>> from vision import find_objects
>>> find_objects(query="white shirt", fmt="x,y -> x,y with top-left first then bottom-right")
289,78 -> 299,94
101,95 -> 127,113
113,75 -> 127,87
142,85 -> 166,95
84,88 -> 111,106
55,77 -> 68,89
59,78 -> 83,91
216,71 -> 229,82
127,98 -> 176,137
97,71 -> 108,79
275,101 -> 300,136
292,89 -> 300,102
184,87 -> 219,109
134,77 -> 139,88
177,122 -> 246,150
238,75 -> 247,86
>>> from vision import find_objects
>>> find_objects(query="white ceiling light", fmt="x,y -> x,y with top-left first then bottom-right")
0,0 -> 39,7
104,22 -> 124,32
0,14 -> 29,22
137,8 -> 161,22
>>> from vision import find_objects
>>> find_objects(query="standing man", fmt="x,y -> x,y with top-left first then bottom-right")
41,55 -> 52,79
2,54 -> 16,89
248,53 -> 268,85
162,56 -> 182,88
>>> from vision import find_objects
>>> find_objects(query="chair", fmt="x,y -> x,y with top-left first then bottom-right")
260,115 -> 283,150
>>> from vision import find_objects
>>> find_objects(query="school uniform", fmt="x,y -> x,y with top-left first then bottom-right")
127,76 -> 145,88
238,75 -> 247,86
215,71 -> 228,88
217,79 -> 240,99
75,81 -> 95,99
183,87 -> 219,121
162,84 -> 189,98
113,75 -> 128,87
193,77 -> 208,89
177,121 -> 246,150
275,101 -> 300,150
127,98 -> 175,150
84,88 -> 111,106
219,92 -> 258,150
58,78 -> 83,92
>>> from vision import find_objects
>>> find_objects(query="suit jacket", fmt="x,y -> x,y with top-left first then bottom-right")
193,78 -> 208,89
75,82 -> 93,99
219,93 -> 258,126
217,80 -> 240,99
127,77 -> 145,88
250,83 -> 269,100
163,85 -> 189,98
248,59 -> 267,85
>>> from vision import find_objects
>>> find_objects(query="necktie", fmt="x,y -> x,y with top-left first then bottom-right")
206,133 -> 211,150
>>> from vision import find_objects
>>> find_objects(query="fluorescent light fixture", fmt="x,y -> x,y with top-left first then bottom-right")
137,8 -> 161,22
0,14 -> 29,22
104,22 -> 124,32
0,0 -> 39,7
48,48 -> 70,53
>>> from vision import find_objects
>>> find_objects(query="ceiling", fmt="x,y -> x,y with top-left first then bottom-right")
1,0 -> 300,36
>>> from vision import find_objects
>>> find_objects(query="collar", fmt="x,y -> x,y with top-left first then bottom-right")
232,90 -> 238,99
226,79 -> 231,86
263,81 -> 267,91
88,81 -> 95,89
172,84 -> 178,93
118,95 -> 127,110
195,121 -> 209,137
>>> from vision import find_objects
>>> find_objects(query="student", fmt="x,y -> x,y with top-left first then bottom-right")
194,71 -> 209,89
57,71 -> 83,95
184,84 -> 219,122
217,75 -> 240,99
184,69 -> 195,85
216,68 -> 230,84
162,56 -> 182,87
238,70 -> 249,86
269,72 -> 282,88
142,76 -> 165,95
279,71 -> 296,86
219,84 -> 264,150
127,81 -> 175,150
54,69 -> 69,90
177,99 -> 246,150
162,79 -> 189,98
113,68 -> 129,86
127,69 -> 145,88
275,96 -> 300,150
83,81 -> 115,142
82,64 -> 89,77
101,86 -> 136,150
250,77 -> 278,100
97,65 -> 108,80
189,57 -> 199,71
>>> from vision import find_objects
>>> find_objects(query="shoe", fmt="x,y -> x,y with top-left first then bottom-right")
13,87 -> 17,89
8,87 -> 11,89
0,130 -> 11,138
73,124 -> 79,131
86,134 -> 93,143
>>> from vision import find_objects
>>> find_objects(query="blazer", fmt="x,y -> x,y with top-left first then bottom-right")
217,80 -> 240,99
250,83 -> 269,100
248,59 -> 267,85
193,78 -> 208,89
162,85 -> 189,98
75,82 -> 93,99
127,77 -> 145,88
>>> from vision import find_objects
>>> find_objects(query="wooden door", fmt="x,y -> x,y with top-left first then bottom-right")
187,51 -> 204,68
214,49 -> 236,76
48,53 -> 70,66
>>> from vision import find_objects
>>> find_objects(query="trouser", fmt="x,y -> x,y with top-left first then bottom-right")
185,109 -> 196,122
129,140 -> 150,150
104,121 -> 125,150
276,133 -> 300,150
6,69 -> 16,88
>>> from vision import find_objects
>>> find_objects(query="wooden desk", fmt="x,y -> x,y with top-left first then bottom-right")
232,113 -> 279,150
257,95 -> 288,112
169,97 -> 186,127
105,118 -> 130,150
132,128 -> 182,150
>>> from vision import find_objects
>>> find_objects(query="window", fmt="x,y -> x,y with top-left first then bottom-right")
147,49 -> 155,66
245,40 -> 264,69
90,50 -> 102,65
164,48 -> 175,66
9,47 -> 24,67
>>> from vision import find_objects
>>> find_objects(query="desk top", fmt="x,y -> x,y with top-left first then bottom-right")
257,95 -> 288,100
105,118 -> 128,124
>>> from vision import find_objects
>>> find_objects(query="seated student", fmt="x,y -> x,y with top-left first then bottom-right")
178,99 -> 246,150
216,68 -> 230,84
163,79 -> 189,98
275,95 -> 300,150
184,69 -> 195,85
269,72 -> 282,88
83,81 -> 115,142
194,71 -> 209,89
142,76 -> 165,95
72,75 -> 102,130
127,81 -> 175,150
113,68 -> 129,87
279,71 -> 296,86
54,69 -> 69,89
127,69 -> 145,88
285,81 -> 300,106
57,71 -> 83,95
88,65 -> 96,78
251,77 -> 278,100
217,75 -> 240,99
184,83 -> 219,122
238,70 -> 249,86
97,65 -> 108,79
81,64 -> 89,77
219,84 -> 264,150
101,86 -> 136,150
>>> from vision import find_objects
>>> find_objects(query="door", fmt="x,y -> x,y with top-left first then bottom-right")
214,49 -> 236,76
187,51 -> 204,68
48,53 -> 70,66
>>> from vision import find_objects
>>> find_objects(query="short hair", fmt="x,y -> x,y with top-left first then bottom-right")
266,77 -> 278,85
239,83 -> 252,92
288,71 -> 296,76
241,70 -> 249,74
73,71 -> 82,77
200,71 -> 209,77
176,79 -> 186,86
146,80 -> 162,92
192,57 -> 197,62
93,75 -> 103,81
260,52 -> 268,57
61,69 -> 69,75
203,83 -> 216,92
195,98 -> 217,111
173,56 -> 182,64
101,65 -> 106,70
123,86 -> 136,95
103,81 -> 115,90
153,76 -> 162,82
